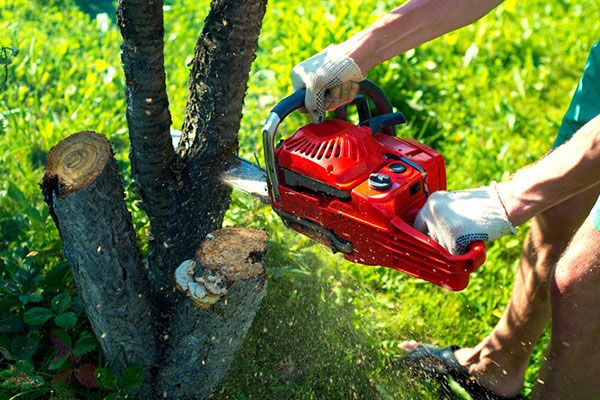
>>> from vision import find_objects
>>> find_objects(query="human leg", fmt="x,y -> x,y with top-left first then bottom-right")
401,185 -> 600,397
532,208 -> 600,400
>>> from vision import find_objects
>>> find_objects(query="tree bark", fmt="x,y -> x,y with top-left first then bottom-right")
174,0 -> 268,264
157,228 -> 268,400
40,132 -> 158,394
42,1 -> 271,398
117,0 -> 178,300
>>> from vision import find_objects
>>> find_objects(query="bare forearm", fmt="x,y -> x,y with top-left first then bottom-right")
497,115 -> 600,226
337,0 -> 502,73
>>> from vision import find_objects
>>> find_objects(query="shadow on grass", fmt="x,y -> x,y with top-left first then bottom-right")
212,241 -> 456,400
72,0 -> 115,20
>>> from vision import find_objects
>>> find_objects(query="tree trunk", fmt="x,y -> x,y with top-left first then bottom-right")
157,228 -> 268,399
41,0 -> 271,398
175,0 -> 268,264
40,132 -> 158,394
41,133 -> 270,399
117,0 -> 178,302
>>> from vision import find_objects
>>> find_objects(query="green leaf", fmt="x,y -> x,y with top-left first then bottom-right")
54,312 -> 77,329
24,206 -> 45,224
120,364 -> 145,393
15,360 -> 34,374
23,307 -> 54,326
6,182 -> 28,207
0,314 -> 24,333
73,332 -> 97,356
95,367 -> 117,390
10,333 -> 39,360
0,333 -> 13,361
49,329 -> 72,349
0,347 -> 14,362
19,293 -> 43,305
43,261 -> 70,292
48,352 -> 69,371
51,293 -> 71,314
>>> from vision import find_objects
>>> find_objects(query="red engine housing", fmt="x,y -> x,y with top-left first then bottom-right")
271,119 -> 485,291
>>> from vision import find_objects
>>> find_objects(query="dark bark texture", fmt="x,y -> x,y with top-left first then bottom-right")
159,279 -> 266,399
43,0 -> 271,398
157,228 -> 268,399
175,0 -> 268,264
41,132 -> 158,395
117,0 -> 177,299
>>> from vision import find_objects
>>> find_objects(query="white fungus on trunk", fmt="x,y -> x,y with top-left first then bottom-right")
174,260 -> 228,308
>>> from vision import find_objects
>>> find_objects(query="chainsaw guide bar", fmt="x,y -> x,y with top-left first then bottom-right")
222,157 -> 269,203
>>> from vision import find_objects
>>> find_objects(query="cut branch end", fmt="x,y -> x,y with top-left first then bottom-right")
42,131 -> 111,196
196,227 -> 268,280
175,228 -> 268,309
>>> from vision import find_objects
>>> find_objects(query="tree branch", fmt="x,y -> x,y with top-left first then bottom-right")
40,132 -> 159,394
117,0 -> 178,297
174,0 -> 268,264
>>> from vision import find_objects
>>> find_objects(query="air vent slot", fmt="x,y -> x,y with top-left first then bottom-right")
284,135 -> 360,161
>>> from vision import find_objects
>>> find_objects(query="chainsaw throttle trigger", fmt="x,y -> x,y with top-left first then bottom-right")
360,112 -> 406,136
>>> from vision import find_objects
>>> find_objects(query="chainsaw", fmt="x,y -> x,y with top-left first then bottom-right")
223,80 -> 486,290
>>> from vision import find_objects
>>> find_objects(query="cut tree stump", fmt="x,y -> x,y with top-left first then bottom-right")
157,228 -> 268,400
40,132 -> 158,390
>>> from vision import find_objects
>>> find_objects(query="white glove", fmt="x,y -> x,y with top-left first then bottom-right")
291,45 -> 365,123
414,185 -> 516,255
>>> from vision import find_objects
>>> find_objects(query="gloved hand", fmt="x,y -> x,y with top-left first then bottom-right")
413,185 -> 516,255
291,45 -> 365,124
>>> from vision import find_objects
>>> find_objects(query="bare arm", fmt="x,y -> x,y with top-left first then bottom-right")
497,115 -> 600,226
337,0 -> 503,73
291,0 -> 503,122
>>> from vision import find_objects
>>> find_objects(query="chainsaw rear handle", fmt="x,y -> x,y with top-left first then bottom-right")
263,80 -> 395,202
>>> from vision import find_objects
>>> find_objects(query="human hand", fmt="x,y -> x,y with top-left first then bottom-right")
414,185 -> 516,255
291,45 -> 365,123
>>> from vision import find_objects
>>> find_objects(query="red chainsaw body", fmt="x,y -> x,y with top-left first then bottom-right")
271,118 -> 485,291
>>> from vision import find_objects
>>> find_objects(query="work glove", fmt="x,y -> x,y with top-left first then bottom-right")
291,45 -> 365,124
413,185 -> 516,255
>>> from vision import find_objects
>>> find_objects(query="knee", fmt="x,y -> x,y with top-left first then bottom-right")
549,254 -> 591,341
551,257 -> 577,299
550,236 -> 600,303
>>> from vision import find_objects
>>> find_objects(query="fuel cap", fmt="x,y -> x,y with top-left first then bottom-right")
368,173 -> 392,190
389,163 -> 407,173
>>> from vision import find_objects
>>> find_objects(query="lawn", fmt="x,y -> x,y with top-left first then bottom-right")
0,0 -> 598,398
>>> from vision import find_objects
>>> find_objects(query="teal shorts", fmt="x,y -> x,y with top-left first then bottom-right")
552,41 -> 600,231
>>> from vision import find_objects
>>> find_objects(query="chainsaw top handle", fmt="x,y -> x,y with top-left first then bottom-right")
263,80 -> 396,202
271,80 -> 395,134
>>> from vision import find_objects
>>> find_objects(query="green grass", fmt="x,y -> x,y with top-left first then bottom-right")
1,0 -> 598,398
